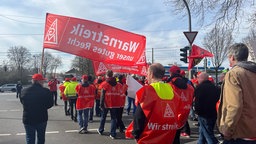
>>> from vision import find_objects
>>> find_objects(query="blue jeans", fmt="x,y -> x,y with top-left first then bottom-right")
223,139 -> 256,144
98,108 -> 118,137
127,97 -> 136,115
77,109 -> 89,129
198,116 -> 218,144
24,122 -> 47,144
89,106 -> 94,120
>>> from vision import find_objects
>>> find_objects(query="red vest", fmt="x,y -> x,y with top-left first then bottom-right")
100,81 -> 122,108
75,84 -> 96,110
119,83 -> 128,108
135,84 -> 179,144
59,84 -> 68,101
169,77 -> 194,128
94,83 -> 101,100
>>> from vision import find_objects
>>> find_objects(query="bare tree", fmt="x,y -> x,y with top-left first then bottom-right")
40,52 -> 62,77
243,28 -> 256,62
166,0 -> 255,30
203,25 -> 233,83
49,56 -> 62,77
7,46 -> 31,82
71,56 -> 94,76
32,54 -> 41,73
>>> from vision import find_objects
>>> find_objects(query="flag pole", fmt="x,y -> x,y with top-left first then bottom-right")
40,48 -> 45,75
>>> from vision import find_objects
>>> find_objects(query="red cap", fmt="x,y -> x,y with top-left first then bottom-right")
82,75 -> 88,80
197,71 -> 202,77
65,78 -> 70,81
169,65 -> 180,74
180,70 -> 186,76
208,77 -> 214,83
32,74 -> 47,81
71,77 -> 77,81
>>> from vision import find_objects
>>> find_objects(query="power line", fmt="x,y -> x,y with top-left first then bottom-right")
0,14 -> 44,24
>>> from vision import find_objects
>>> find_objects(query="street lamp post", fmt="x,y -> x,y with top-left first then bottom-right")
182,0 -> 192,79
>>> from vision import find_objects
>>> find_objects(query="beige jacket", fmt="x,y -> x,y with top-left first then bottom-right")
217,62 -> 256,139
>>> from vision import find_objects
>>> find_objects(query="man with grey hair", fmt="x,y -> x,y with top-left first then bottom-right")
194,72 -> 219,144
217,43 -> 256,143
20,74 -> 53,144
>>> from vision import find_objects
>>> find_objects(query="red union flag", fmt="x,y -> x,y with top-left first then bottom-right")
43,13 -> 147,66
93,61 -> 148,76
188,44 -> 214,70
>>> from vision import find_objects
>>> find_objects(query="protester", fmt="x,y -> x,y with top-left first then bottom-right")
87,75 -> 94,123
64,77 -> 79,122
94,76 -> 104,117
167,66 -> 194,144
48,77 -> 59,106
116,74 -> 127,133
75,75 -> 96,134
217,43 -> 256,143
194,72 -> 219,144
59,78 -> 70,116
20,73 -> 53,144
129,63 -> 189,144
16,81 -> 23,99
126,75 -> 139,115
97,70 -> 123,139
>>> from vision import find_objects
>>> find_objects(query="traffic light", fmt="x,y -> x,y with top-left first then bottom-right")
180,46 -> 190,63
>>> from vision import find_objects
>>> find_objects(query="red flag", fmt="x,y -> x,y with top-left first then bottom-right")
43,13 -> 146,66
188,44 -> 213,70
93,61 -> 148,76
189,44 -> 214,58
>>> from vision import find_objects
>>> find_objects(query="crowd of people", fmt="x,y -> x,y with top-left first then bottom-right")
19,42 -> 256,144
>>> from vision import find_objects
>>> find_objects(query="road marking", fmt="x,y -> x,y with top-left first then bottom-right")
65,130 -> 79,133
46,131 -> 59,134
88,128 -> 98,131
0,109 -> 22,112
0,133 -> 11,136
0,110 -> 8,112
3,129 -> 100,136
9,109 -> 21,112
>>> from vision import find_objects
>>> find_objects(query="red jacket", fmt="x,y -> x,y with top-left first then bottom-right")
59,84 -> 68,101
100,81 -> 123,108
48,79 -> 59,92
75,83 -> 96,110
95,83 -> 101,100
133,83 -> 180,144
119,83 -> 128,108
169,77 -> 194,128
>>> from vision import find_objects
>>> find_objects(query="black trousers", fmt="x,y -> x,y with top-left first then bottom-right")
51,91 -> 58,105
116,107 -> 125,131
69,98 -> 77,120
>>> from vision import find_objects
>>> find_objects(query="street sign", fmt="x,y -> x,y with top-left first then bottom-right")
183,31 -> 198,45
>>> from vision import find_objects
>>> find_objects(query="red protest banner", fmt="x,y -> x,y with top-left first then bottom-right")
93,61 -> 148,76
43,13 -> 147,66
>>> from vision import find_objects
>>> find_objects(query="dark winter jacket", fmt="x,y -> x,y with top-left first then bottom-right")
20,83 -> 53,125
194,80 -> 219,119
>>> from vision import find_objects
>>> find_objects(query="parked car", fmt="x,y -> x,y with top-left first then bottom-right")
0,84 -> 17,92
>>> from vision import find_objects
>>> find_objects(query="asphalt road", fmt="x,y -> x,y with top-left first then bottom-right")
0,92 -> 200,144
